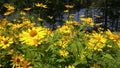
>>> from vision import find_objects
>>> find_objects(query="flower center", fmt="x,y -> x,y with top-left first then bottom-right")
16,58 -> 20,63
4,40 -> 8,44
29,30 -> 37,37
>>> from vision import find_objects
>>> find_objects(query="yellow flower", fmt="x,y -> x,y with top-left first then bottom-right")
57,40 -> 68,48
64,10 -> 69,13
20,11 -> 26,15
0,36 -> 13,49
80,17 -> 94,26
106,29 -> 113,37
65,65 -> 75,68
94,43 -> 105,51
38,17 -> 44,22
23,8 -> 31,11
69,14 -> 75,19
107,45 -> 112,48
87,33 -> 107,51
3,4 -> 15,16
11,54 -> 24,68
65,5 -> 74,8
35,3 -> 47,8
62,36 -> 71,42
66,20 -> 80,26
97,27 -> 104,32
48,16 -> 53,19
4,4 -> 15,11
65,20 -> 73,25
57,25 -> 71,34
92,33 -> 106,43
87,38 -> 96,50
116,40 -> 120,48
45,28 -> 53,36
22,60 -> 33,68
4,11 -> 14,16
19,27 -> 47,46
106,29 -> 120,42
59,50 -> 69,57
0,18 -> 8,28
12,24 -> 22,30
21,19 -> 35,28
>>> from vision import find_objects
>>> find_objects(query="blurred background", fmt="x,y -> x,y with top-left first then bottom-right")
0,0 -> 120,31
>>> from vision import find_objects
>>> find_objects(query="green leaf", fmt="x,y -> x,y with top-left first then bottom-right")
56,59 -> 65,63
73,61 -> 81,66
103,54 -> 114,60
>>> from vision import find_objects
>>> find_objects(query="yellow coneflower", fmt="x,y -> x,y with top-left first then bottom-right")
87,33 -> 107,51
59,50 -> 69,57
19,27 -> 47,46
11,54 -> 24,68
57,40 -> 68,48
93,33 -> 107,43
0,36 -> 13,49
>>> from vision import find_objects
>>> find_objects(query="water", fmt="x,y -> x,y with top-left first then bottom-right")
0,9 -> 120,31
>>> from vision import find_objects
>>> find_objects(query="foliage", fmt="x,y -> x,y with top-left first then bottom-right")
0,1 -> 120,68
0,11 -> 120,68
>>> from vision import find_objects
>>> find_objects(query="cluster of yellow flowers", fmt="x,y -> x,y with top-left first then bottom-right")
11,54 -> 32,68
87,33 -> 107,51
57,25 -> 71,34
0,17 -> 49,67
106,29 -> 120,48
80,17 -> 94,27
64,4 -> 74,13
3,3 -> 15,16
0,17 -> 48,48
1,4 -> 120,67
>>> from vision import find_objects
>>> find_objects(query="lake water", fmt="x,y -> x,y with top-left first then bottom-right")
0,8 -> 120,31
